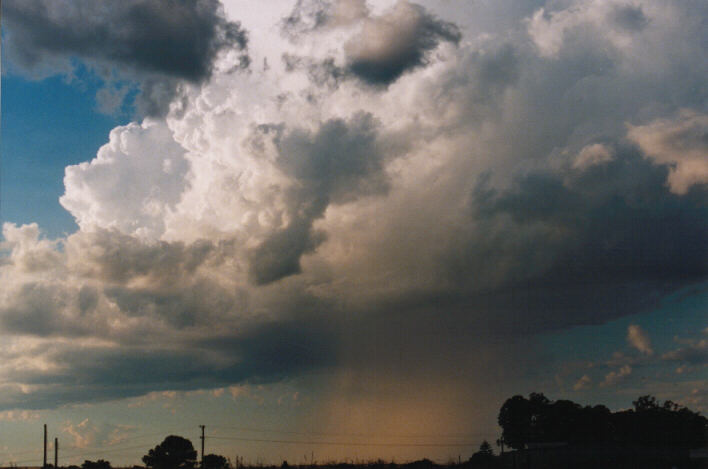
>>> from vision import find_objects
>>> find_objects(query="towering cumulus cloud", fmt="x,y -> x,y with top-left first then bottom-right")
1,0 -> 708,440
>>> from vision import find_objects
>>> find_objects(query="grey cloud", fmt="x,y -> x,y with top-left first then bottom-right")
610,4 -> 649,32
282,54 -> 346,90
103,280 -> 244,329
282,0 -> 461,87
344,1 -> 461,86
0,229 -> 233,341
249,113 -> 387,284
0,285 -> 539,411
282,0 -> 333,38
662,341 -> 708,365
198,316 -> 339,381
249,219 -> 326,285
3,0 -> 248,115
0,348 -> 220,409
1,283 -> 71,337
0,315 -> 339,410
282,0 -> 370,39
432,147 -> 708,335
78,286 -> 100,316
474,44 -> 520,95
66,229 -> 214,285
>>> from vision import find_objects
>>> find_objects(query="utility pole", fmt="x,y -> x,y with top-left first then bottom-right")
43,424 -> 47,469
200,425 -> 205,466
55,437 -> 58,469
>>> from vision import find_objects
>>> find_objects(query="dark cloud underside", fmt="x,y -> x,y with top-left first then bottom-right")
462,148 -> 708,332
345,3 -> 461,86
249,113 -> 387,284
3,0 -> 249,115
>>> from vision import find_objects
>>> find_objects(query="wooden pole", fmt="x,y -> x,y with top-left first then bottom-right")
43,424 -> 47,469
200,425 -> 205,466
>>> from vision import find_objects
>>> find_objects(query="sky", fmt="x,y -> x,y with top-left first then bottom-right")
0,0 -> 707,466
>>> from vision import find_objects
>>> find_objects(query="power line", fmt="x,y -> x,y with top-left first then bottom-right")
210,425 -> 492,439
208,436 -> 474,448
59,443 -> 153,460
0,428 -> 194,460
3,423 -> 491,466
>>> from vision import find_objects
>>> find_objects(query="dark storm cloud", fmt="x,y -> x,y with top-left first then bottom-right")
3,0 -> 249,115
2,0 -> 708,415
103,280 -> 242,329
460,147 -> 708,333
249,219 -> 326,285
1,283 -> 73,337
248,113 -> 387,284
0,317 -> 339,410
609,4 -> 649,32
344,1 -> 461,86
199,316 -> 339,379
281,0 -> 461,87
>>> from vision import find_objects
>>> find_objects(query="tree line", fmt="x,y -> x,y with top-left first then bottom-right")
498,393 -> 707,450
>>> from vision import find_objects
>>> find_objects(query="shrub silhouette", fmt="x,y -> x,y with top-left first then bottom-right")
81,460 -> 111,469
469,440 -> 496,467
203,453 -> 230,469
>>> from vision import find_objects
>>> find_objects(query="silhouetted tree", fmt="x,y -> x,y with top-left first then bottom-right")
497,395 -> 531,450
143,435 -> 197,469
469,440 -> 496,468
203,454 -> 230,469
633,395 -> 659,411
478,441 -> 493,457
614,395 -> 708,447
81,460 -> 111,469
498,393 -> 708,449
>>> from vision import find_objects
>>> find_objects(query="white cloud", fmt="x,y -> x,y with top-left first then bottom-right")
0,409 -> 40,421
60,120 -> 190,239
573,143 -> 614,170
526,0 -> 652,59
627,109 -> 708,194
62,418 -> 95,449
601,364 -> 632,387
573,374 -> 592,390
627,324 -> 653,356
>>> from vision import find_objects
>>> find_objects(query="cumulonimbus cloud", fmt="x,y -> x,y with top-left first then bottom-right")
1,0 -> 707,415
